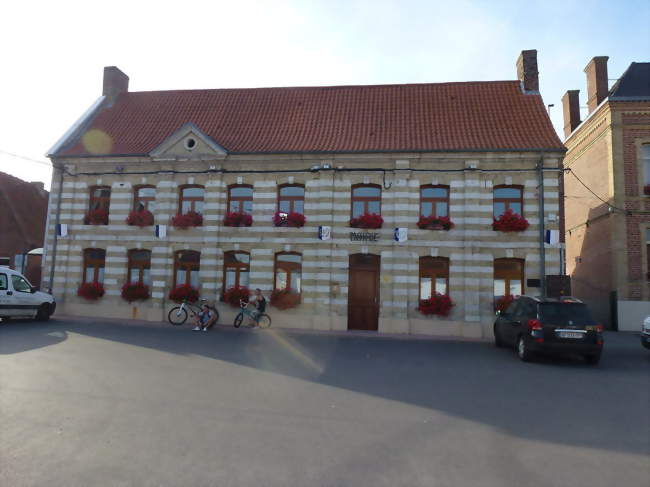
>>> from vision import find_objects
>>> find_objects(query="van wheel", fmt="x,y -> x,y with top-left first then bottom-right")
36,304 -> 51,321
494,325 -> 505,348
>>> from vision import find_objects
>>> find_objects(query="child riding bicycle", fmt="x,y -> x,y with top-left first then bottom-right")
246,288 -> 266,327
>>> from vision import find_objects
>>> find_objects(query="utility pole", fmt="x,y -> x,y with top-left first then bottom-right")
537,156 -> 546,298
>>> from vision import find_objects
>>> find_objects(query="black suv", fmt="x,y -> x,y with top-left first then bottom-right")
493,296 -> 603,364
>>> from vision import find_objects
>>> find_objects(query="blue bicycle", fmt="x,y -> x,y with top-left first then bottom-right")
233,300 -> 271,328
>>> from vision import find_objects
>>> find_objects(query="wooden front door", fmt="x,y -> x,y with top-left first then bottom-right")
348,254 -> 380,331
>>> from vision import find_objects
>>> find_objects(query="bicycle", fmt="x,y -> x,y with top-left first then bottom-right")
168,299 -> 220,326
233,299 -> 271,329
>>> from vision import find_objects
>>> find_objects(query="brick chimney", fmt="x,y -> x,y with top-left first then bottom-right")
584,56 -> 609,113
561,90 -> 581,138
102,66 -> 129,97
516,50 -> 539,93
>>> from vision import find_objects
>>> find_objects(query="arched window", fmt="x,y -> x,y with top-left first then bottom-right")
277,184 -> 305,215
419,257 -> 450,299
420,185 -> 450,218
174,250 -> 200,288
493,185 -> 523,217
89,186 -> 111,211
83,249 -> 106,284
494,258 -> 524,297
133,185 -> 156,212
127,249 -> 151,285
228,185 -> 253,214
223,251 -> 250,289
274,252 -> 302,294
179,185 -> 204,214
351,184 -> 381,218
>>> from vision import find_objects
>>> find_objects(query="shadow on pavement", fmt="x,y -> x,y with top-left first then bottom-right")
1,317 -> 648,458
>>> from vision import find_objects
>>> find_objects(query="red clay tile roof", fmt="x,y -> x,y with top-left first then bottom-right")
57,81 -> 564,156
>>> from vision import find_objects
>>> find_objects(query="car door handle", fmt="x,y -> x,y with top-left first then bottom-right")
510,320 -> 520,325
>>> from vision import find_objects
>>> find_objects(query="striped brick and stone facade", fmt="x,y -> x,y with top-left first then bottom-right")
43,51 -> 565,337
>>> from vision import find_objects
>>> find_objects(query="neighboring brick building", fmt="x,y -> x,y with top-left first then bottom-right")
43,50 -> 565,337
563,58 -> 650,330
0,172 -> 49,285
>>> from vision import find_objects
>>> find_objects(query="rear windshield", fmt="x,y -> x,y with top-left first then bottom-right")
538,303 -> 595,326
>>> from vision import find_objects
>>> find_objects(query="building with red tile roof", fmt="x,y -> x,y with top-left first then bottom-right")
44,50 -> 566,337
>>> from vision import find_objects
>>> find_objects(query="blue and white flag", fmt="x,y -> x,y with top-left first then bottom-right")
545,229 -> 559,245
394,227 -> 408,242
155,224 -> 167,239
56,223 -> 68,237
318,226 -> 331,241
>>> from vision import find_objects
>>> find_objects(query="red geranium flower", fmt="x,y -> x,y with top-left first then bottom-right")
273,211 -> 306,227
350,213 -> 383,229
492,209 -> 529,232
222,285 -> 251,307
224,212 -> 253,227
270,288 -> 301,310
121,282 -> 150,302
77,282 -> 105,300
417,293 -> 455,316
416,215 -> 455,230
171,211 -> 203,229
126,209 -> 154,227
168,284 -> 199,303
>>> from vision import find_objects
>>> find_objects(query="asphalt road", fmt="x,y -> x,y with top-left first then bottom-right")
1,317 -> 649,487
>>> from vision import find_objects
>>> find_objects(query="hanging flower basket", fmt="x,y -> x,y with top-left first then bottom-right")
171,211 -> 203,229
121,282 -> 150,302
494,294 -> 515,313
126,209 -> 154,227
224,212 -> 253,227
492,209 -> 529,232
350,213 -> 383,229
77,282 -> 105,300
417,293 -> 455,317
417,215 -> 455,231
222,285 -> 251,307
272,211 -> 306,228
168,284 -> 199,303
644,184 -> 650,196
84,208 -> 109,225
270,288 -> 301,310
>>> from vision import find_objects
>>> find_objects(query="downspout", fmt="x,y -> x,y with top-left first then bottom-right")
537,155 -> 546,298
47,162 -> 64,294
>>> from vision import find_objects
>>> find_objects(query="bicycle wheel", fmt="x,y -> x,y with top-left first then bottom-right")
168,307 -> 188,325
233,312 -> 243,328
257,314 -> 272,328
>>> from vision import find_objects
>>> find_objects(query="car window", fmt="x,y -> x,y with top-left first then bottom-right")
505,300 -> 519,316
539,303 -> 595,326
519,299 -> 536,319
11,275 -> 32,293
0,273 -> 7,291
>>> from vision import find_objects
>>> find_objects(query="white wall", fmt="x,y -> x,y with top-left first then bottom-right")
617,300 -> 650,331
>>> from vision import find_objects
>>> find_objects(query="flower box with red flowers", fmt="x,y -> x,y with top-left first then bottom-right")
492,209 -> 529,232
644,184 -> 650,196
272,211 -> 306,228
494,294 -> 515,313
223,212 -> 253,227
84,209 -> 109,225
171,211 -> 203,229
350,213 -> 383,229
416,215 -> 455,231
168,284 -> 199,303
270,288 -> 301,310
77,282 -> 105,300
222,285 -> 251,308
417,293 -> 455,317
126,209 -> 154,227
121,282 -> 150,302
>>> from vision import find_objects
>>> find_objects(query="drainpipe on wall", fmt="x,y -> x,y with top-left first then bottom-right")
47,163 -> 64,294
537,155 -> 546,298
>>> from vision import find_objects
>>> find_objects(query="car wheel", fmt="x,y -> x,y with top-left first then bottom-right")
494,325 -> 505,348
517,335 -> 533,362
584,353 -> 601,365
36,304 -> 51,321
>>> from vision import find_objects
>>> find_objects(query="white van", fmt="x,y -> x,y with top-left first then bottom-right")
0,267 -> 56,321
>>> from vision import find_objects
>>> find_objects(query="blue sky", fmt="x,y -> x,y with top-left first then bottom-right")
1,0 -> 648,189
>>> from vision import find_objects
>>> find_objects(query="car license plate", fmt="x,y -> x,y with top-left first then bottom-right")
557,331 -> 583,339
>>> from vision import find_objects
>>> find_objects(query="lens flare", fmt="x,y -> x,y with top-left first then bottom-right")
81,129 -> 113,154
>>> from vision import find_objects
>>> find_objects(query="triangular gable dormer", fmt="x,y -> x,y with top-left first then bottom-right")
149,122 -> 227,159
